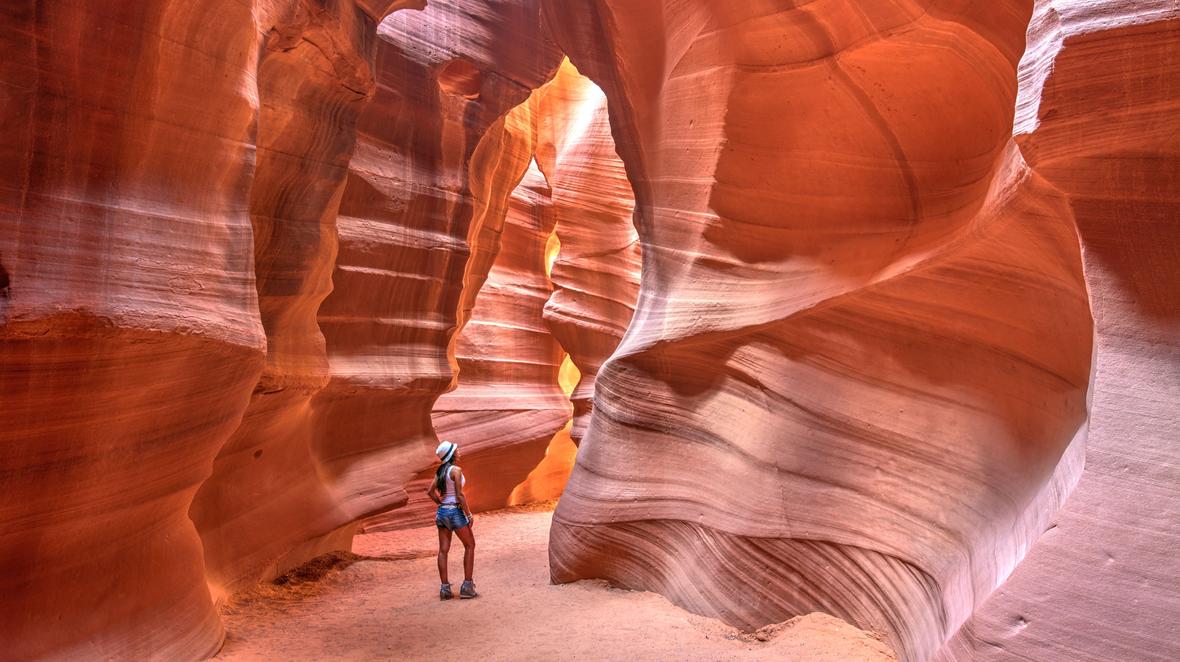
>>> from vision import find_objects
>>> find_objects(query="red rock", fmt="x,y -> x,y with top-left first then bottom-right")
3,1 -> 1178,660
940,3 -> 1180,660
539,61 -> 642,444
544,2 -> 1097,660
0,0 -> 560,656
365,159 -> 571,532
1,1 -> 267,656
190,0 -> 378,604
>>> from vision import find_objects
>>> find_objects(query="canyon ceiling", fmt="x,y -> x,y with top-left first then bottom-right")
0,1 -> 1176,661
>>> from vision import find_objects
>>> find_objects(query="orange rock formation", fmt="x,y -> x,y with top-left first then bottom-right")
2,1 -> 1178,661
542,1 -> 1170,660
2,0 -> 562,656
940,3 -> 1180,660
539,62 -> 642,443
364,159 -> 571,531
543,1 -> 1177,661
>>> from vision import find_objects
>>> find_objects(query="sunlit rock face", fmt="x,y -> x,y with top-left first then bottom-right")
193,0 -> 561,594
431,162 -> 569,512
362,61 -> 639,531
306,0 -> 560,534
544,2 -> 1098,660
364,159 -> 571,531
539,61 -> 642,444
940,3 -> 1180,660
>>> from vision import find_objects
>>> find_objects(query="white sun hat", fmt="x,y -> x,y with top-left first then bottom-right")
436,440 -> 458,463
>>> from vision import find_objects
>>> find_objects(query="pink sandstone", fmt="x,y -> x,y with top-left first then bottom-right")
1,1 -> 1178,660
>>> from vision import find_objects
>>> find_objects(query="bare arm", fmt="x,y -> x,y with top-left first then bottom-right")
425,480 -> 441,505
452,467 -> 473,521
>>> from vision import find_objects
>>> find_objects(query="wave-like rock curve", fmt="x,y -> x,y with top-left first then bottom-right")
539,60 -> 642,443
544,2 -> 1095,659
940,3 -> 1180,660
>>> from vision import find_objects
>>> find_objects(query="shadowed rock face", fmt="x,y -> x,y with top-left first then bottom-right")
189,0 -> 380,605
1,1 -> 267,657
192,0 -> 562,594
543,1 -> 1099,660
939,4 -> 1180,660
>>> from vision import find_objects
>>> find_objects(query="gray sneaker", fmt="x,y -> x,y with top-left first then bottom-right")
439,583 -> 453,601
459,580 -> 479,599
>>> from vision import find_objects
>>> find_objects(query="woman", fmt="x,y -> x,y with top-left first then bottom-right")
426,440 -> 478,600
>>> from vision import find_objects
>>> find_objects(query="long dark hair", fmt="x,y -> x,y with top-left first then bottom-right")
435,461 -> 453,497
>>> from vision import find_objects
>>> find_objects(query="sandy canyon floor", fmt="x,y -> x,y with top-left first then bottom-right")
215,505 -> 895,661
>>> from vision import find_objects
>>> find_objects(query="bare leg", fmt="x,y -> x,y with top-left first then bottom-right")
454,525 -> 475,581
437,526 -> 453,584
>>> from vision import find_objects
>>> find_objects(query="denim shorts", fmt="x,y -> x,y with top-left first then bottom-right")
435,505 -> 470,530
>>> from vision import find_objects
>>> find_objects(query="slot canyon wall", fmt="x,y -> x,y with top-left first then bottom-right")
939,2 -> 1180,659
1,0 -> 569,658
364,159 -> 570,531
544,0 -> 1178,661
1,1 -> 1177,661
539,61 -> 642,444
363,58 -> 642,530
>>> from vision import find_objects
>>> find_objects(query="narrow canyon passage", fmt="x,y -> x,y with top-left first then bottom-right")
2,1 -> 1178,661
215,507 -> 895,661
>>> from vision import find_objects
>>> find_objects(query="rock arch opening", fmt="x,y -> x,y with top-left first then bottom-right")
362,58 -> 642,530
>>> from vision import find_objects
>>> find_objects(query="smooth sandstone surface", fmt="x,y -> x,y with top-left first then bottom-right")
362,60 -> 638,531
2,0 -> 562,657
2,2 -> 268,658
539,61 -> 642,443
280,0 -> 561,543
2,1 -> 1178,660
432,162 -> 569,512
542,1 -> 1172,660
190,0 -> 381,604
940,2 -> 1180,659
364,160 -> 571,531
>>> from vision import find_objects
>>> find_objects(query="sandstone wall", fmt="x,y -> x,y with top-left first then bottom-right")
229,0 -> 559,564
364,158 -> 570,531
538,61 -> 642,444
363,60 -> 639,531
940,3 -> 1180,659
189,0 -> 381,604
2,1 -> 268,656
3,1 -> 1178,660
543,2 -> 1098,660
0,0 -> 561,656
431,161 -> 569,513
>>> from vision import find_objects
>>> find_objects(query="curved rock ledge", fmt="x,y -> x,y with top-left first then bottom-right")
545,2 -> 1095,660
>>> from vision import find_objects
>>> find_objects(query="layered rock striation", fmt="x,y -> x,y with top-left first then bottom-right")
258,0 -> 560,551
2,2 -> 270,657
3,1 -> 1178,660
363,60 -> 639,531
365,160 -> 571,531
189,0 -> 382,603
1,0 -> 561,657
545,2 -> 1096,660
539,61 -> 642,443
940,3 -> 1180,660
